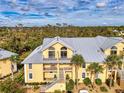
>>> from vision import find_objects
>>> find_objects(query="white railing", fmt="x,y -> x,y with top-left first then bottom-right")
45,78 -> 58,90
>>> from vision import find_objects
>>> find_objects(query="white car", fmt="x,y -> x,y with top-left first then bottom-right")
79,89 -> 89,93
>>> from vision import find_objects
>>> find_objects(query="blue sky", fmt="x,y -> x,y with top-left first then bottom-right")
0,0 -> 124,26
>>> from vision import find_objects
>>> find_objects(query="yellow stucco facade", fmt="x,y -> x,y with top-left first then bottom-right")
104,42 -> 124,56
0,59 -> 17,78
42,42 -> 73,59
23,41 -> 124,92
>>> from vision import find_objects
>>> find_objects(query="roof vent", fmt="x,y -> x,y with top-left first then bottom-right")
55,36 -> 60,41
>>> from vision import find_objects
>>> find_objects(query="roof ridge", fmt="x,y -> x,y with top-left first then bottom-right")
42,37 -> 74,51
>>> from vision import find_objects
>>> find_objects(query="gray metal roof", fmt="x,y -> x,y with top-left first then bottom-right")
96,36 -> 123,50
42,36 -> 74,51
0,48 -> 17,60
21,45 -> 43,64
22,36 -> 124,64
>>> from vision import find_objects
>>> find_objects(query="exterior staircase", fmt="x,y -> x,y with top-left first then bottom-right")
40,78 -> 58,93
59,69 -> 64,80
40,69 -> 65,93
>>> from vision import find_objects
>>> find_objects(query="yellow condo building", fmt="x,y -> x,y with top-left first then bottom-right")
0,48 -> 17,79
22,36 -> 124,92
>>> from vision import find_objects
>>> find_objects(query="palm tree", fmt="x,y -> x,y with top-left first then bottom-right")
87,62 -> 104,86
87,64 -> 94,82
71,54 -> 85,88
10,55 -> 18,81
105,55 -> 122,88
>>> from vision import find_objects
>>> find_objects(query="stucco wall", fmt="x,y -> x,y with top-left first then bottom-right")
0,59 -> 17,78
24,64 -> 43,83
104,42 -> 124,56
42,42 -> 73,59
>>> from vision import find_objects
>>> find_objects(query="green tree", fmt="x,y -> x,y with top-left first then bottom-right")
87,63 -> 104,86
54,90 -> 62,93
66,79 -> 74,92
105,55 -> 122,88
0,78 -> 24,93
71,54 -> 85,88
83,77 -> 91,86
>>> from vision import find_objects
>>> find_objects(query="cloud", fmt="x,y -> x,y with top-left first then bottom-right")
96,2 -> 106,8
0,0 -> 124,26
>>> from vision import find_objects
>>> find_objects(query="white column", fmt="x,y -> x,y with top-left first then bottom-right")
24,64 -> 27,83
57,51 -> 60,79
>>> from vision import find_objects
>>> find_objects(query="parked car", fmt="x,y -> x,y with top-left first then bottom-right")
79,89 -> 89,93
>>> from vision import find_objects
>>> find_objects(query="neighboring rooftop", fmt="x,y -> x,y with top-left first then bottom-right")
0,48 -> 17,60
22,36 -> 124,64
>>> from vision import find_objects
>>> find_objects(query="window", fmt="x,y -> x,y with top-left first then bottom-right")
61,47 -> 67,58
82,73 -> 85,78
48,47 -> 55,58
111,46 -> 117,55
29,73 -> 33,79
82,63 -> 86,68
29,64 -> 32,69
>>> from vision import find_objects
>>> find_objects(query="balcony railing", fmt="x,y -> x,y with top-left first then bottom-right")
60,67 -> 72,70
43,57 -> 71,60
43,67 -> 57,71
59,58 -> 71,61
43,67 -> 72,71
43,58 -> 57,61
43,57 -> 71,63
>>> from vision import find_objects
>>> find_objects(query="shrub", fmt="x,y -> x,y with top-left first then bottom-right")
89,89 -> 92,91
66,79 -> 74,92
54,90 -> 62,93
14,72 -> 24,85
66,74 -> 70,80
33,85 -> 39,91
83,78 -> 91,86
100,86 -> 108,92
0,78 -> 25,93
105,79 -> 114,87
25,82 -> 50,85
95,78 -> 102,85
67,91 -> 72,93
54,74 -> 57,78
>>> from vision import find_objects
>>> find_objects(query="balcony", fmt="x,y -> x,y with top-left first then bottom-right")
43,67 -> 72,72
43,57 -> 71,63
43,58 -> 57,61
59,58 -> 71,61
43,67 -> 57,72
60,67 -> 72,71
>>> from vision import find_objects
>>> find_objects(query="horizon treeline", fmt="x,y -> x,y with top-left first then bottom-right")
0,25 -> 124,54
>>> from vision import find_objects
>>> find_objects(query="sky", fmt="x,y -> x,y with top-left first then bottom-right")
0,0 -> 124,27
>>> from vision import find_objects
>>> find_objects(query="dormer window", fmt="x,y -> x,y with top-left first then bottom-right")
61,47 -> 67,58
111,46 -> 117,55
48,47 -> 55,58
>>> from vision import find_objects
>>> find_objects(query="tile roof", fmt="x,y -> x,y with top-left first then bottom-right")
22,36 -> 123,64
